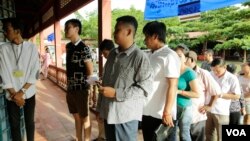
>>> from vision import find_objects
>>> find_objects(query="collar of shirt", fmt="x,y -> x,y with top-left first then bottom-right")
74,39 -> 82,46
195,66 -> 201,73
150,45 -> 168,55
115,43 -> 136,56
212,70 -> 230,82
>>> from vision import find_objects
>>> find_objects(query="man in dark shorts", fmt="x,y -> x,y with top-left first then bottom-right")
64,19 -> 94,141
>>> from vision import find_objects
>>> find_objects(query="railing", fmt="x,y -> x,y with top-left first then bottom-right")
48,65 -> 67,91
47,65 -> 98,110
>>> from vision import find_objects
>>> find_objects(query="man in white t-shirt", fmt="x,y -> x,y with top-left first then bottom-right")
206,58 -> 241,141
142,21 -> 181,141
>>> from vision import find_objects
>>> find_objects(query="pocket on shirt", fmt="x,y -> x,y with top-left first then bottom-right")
118,66 -> 134,85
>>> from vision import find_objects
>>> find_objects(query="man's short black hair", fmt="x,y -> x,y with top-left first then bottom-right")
226,64 -> 237,74
65,19 -> 82,35
99,39 -> 115,52
116,15 -> 138,36
211,58 -> 226,67
2,18 -> 24,35
143,21 -> 167,43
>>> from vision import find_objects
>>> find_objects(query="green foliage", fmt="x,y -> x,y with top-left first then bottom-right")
230,21 -> 250,39
243,0 -> 250,6
242,36 -> 250,50
112,7 -> 147,47
80,11 -> 98,40
214,38 -> 243,50
69,3 -> 250,52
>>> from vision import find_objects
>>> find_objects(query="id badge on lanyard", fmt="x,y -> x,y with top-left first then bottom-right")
12,43 -> 24,78
13,69 -> 24,78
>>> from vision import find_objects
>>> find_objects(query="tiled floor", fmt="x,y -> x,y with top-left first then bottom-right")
34,79 -> 143,141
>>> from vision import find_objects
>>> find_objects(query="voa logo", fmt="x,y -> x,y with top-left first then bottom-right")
226,129 -> 246,136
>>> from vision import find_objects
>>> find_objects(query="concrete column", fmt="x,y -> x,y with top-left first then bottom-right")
39,31 -> 45,54
98,0 -> 111,76
54,21 -> 62,68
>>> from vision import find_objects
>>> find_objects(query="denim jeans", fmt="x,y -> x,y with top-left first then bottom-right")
104,120 -> 138,141
171,105 -> 192,141
7,95 -> 36,141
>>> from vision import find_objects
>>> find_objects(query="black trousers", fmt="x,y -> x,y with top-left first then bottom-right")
142,115 -> 162,141
229,111 -> 241,125
7,95 -> 36,141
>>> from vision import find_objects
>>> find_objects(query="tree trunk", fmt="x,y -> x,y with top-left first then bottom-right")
222,50 -> 225,59
244,49 -> 247,63
203,41 -> 207,52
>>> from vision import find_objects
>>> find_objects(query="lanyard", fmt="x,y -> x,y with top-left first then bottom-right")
11,42 -> 24,66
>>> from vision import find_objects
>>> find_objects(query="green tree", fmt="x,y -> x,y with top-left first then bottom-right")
80,11 -> 98,40
70,3 -> 250,62
112,7 -> 147,47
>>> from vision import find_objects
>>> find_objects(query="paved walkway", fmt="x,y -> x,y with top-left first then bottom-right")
34,79 -> 143,141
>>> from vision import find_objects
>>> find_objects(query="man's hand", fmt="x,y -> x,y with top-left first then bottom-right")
13,91 -> 25,107
241,108 -> 246,116
10,93 -> 16,100
98,86 -> 116,98
162,114 -> 174,127
7,89 -> 16,100
199,105 -> 211,114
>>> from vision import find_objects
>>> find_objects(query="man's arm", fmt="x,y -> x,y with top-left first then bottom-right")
85,60 -> 94,77
26,45 -> 41,84
200,95 -> 219,113
220,77 -> 241,100
7,88 -> 16,99
220,93 -> 240,100
162,77 -> 178,127
9,83 -> 32,107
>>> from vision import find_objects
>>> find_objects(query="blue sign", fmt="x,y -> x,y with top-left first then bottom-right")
200,0 -> 247,11
47,33 -> 54,42
178,0 -> 200,16
144,0 -> 247,20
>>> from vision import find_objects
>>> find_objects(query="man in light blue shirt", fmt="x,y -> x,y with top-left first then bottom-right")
97,15 -> 153,141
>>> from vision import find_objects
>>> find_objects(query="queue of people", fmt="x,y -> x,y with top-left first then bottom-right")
93,17 -> 245,141
0,16 -> 249,141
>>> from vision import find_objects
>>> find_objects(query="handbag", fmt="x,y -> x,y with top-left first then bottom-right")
152,124 -> 174,141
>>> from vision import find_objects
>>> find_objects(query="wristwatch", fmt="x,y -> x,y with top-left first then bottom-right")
21,88 -> 27,94
21,88 -> 27,99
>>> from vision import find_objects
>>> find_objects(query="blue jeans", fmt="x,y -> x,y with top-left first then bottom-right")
171,105 -> 193,141
104,120 -> 138,141
7,95 -> 36,141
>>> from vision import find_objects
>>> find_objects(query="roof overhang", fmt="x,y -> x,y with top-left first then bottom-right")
13,0 -> 93,38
